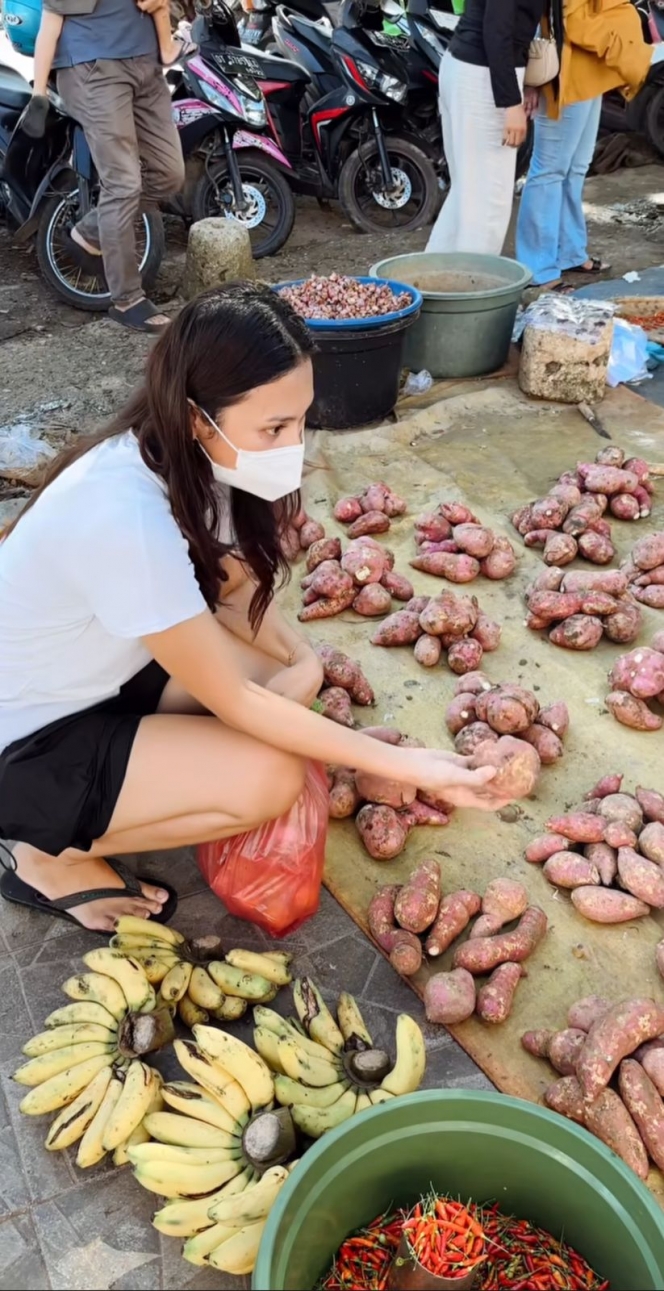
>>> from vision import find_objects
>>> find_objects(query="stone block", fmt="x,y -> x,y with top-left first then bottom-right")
183,219 -> 254,298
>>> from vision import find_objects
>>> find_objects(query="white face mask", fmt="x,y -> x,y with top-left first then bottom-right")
196,405 -> 304,503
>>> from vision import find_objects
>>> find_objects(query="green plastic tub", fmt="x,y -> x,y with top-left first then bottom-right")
369,252 -> 532,380
253,1090 -> 664,1290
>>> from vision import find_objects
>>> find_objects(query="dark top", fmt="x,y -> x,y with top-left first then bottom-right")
450,0 -> 546,109
51,0 -> 158,68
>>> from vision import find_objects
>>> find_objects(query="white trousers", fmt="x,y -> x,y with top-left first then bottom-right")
426,55 -> 524,256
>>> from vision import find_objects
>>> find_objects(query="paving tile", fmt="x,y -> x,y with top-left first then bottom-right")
124,847 -> 207,901
0,1081 -> 29,1218
0,1213 -> 50,1291
2,1078 -> 79,1204
160,1234 -> 249,1291
32,1170 -> 159,1291
297,888 -> 359,953
0,956 -> 32,1071
295,935 -> 378,1001
0,899 -> 64,954
11,932 -> 104,1034
421,1042 -> 494,1090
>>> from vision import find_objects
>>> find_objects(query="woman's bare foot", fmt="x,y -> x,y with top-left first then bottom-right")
12,843 -> 168,932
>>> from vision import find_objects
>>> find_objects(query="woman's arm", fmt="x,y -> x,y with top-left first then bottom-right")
143,611 -> 498,808
483,0 -> 523,108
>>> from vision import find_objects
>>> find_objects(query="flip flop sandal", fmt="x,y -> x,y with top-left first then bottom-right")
108,299 -> 171,333
564,258 -> 611,275
63,229 -> 106,280
162,36 -> 198,67
0,852 -> 178,931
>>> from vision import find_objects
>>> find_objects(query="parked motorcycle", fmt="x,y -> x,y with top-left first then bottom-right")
0,62 -> 163,310
237,0 -> 340,49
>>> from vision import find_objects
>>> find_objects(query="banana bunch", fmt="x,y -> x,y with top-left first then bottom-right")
132,1025 -> 295,1272
253,979 -> 426,1138
13,948 -> 175,1167
109,915 -> 292,1029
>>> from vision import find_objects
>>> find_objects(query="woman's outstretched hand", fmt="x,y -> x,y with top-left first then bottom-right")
503,103 -> 528,147
398,748 -> 505,812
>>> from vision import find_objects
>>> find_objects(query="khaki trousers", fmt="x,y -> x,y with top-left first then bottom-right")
57,55 -> 185,306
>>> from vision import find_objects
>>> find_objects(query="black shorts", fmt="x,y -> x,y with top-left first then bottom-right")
0,662 -> 169,857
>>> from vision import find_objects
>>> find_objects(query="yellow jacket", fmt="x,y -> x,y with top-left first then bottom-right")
544,0 -> 652,117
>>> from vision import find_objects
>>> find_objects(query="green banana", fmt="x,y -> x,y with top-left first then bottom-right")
273,1075 -> 351,1109
277,1037 -> 343,1088
291,1087 -> 357,1138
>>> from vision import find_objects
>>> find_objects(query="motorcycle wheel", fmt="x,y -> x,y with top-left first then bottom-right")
338,136 -> 439,234
190,152 -> 295,258
645,84 -> 664,158
36,190 -> 164,312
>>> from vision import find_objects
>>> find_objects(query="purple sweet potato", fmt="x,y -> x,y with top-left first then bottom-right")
526,590 -> 582,624
404,595 -> 431,617
356,805 -> 409,860
367,885 -> 422,975
549,615 -> 604,650
571,887 -> 650,922
410,552 -> 480,582
334,496 -> 363,524
452,523 -> 495,559
543,853 -> 600,889
578,464 -> 639,495
380,570 -> 414,601
382,487 -> 408,518
576,998 -> 664,1103
371,611 -> 423,647
480,536 -> 516,580
424,891 -> 481,957
530,496 -> 568,529
306,536 -> 342,572
447,638 -> 484,676
602,597 -> 642,645
610,493 -> 640,521
567,996 -> 611,1032
583,1089 -> 648,1179
424,969 -> 476,1024
639,822 -> 664,864
605,691 -> 662,731
394,859 -> 441,934
360,483 -> 389,514
586,774 -> 624,799
414,634 -> 443,667
525,833 -> 572,864
551,481 -> 582,507
563,498 -> 603,536
440,502 -> 476,525
548,1028 -> 587,1075
610,647 -> 664,699
562,569 -> 628,596
476,963 -> 523,1024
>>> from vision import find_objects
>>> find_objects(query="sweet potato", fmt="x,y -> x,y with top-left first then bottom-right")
445,693 -> 478,735
618,846 -> 664,908
620,1061 -> 664,1170
605,691 -> 663,731
353,585 -> 392,617
636,565 -> 664,585
452,523 -> 495,559
418,540 -> 460,555
382,488 -> 407,519
424,891 -> 481,957
476,963 -> 523,1024
347,511 -> 390,540
480,536 -> 516,580
551,481 -> 582,507
455,722 -> 499,755
584,843 -> 618,887
634,484 -> 653,518
637,786 -> 664,823
447,639 -> 484,675
521,1029 -> 554,1058
563,498 -> 603,536
413,634 -> 443,667
610,493 -> 640,521
371,611 -> 423,647
595,446 -> 625,467
356,805 -> 408,860
359,484 -> 389,514
597,792 -> 643,831
334,496 -> 363,524
380,570 -> 414,602
634,585 -> 664,607
470,878 -> 529,939
603,821 -> 638,850
329,768 -> 362,819
414,512 -> 453,543
543,853 -> 600,889
522,724 -> 564,765
310,561 -> 353,600
410,551 -> 481,583
299,587 -> 355,621
543,532 -> 578,566
302,587 -> 320,606
362,726 -> 402,744
567,996 -> 611,1032
354,770 -> 416,812
530,496 -> 567,529
544,1076 -> 585,1124
586,774 -> 623,799
642,1048 -> 664,1097
424,969 -> 476,1024
632,531 -> 664,572
485,693 -> 531,735
571,886 -> 650,922
526,590 -> 582,624
562,569 -> 628,596
548,1028 -> 587,1076
341,543 -> 387,586
549,615 -> 604,650
622,454 -> 649,481
440,502 -> 476,526
611,648 -> 664,700
316,646 -> 372,706
299,519 -> 326,549
455,671 -> 491,696
577,530 -> 616,564
511,504 -> 533,535
419,593 -> 477,638
524,529 -> 551,549
306,536 -> 342,572
453,907 -> 547,974
399,799 -> 450,828
639,822 -> 664,865
367,885 -> 422,976
525,833 -> 572,864
318,687 -> 355,727
469,735 -> 540,800
577,997 -> 664,1103
579,464 -> 639,495
469,612 -> 501,653
537,702 -> 569,738
583,1089 -> 648,1179
394,859 -> 441,934
545,812 -> 605,844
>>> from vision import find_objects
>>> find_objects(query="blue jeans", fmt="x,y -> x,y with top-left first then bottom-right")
516,97 -> 602,285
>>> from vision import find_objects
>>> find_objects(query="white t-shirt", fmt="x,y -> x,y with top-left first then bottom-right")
0,432 -> 233,753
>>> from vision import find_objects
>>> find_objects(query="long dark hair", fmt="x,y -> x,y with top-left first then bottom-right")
5,282 -> 315,629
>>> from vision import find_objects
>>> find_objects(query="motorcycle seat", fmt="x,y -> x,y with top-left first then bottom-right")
285,10 -> 333,38
0,64 -> 32,111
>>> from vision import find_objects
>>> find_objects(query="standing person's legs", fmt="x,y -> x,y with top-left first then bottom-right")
516,100 -> 594,286
426,52 -> 457,253
558,96 -> 602,272
130,56 -> 185,214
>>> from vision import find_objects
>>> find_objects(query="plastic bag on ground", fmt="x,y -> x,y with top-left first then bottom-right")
196,760 -> 329,937
607,317 -> 651,386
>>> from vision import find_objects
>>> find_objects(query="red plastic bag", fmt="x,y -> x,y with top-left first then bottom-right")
196,760 -> 329,938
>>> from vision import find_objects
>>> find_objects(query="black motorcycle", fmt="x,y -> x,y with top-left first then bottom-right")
0,63 -> 163,310
237,0 -> 340,49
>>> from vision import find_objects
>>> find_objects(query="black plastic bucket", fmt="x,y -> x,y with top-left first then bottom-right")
273,277 -> 422,430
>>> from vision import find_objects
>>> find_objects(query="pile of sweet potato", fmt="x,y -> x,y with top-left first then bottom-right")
526,776 -> 664,923
524,565 -> 643,650
368,869 -> 547,1026
621,530 -> 664,610
333,481 -> 407,534
314,645 -> 376,726
371,591 -> 502,675
605,632 -> 664,731
280,508 -> 330,563
298,535 -> 414,622
445,671 -> 569,765
523,994 -> 664,1179
411,502 -> 516,583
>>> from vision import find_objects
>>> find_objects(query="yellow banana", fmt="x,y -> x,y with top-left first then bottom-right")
293,978 -> 344,1055
380,1014 -> 426,1096
369,1089 -> 394,1105
337,993 -> 373,1049
19,1054 -> 113,1116
76,1076 -> 124,1167
130,954 -> 178,985
83,949 -> 156,1013
208,1165 -> 288,1224
225,949 -> 292,988
183,1222 -> 239,1266
212,996 -> 247,1022
173,1041 -> 250,1116
193,1025 -> 274,1112
62,972 -> 128,1022
133,1155 -> 243,1198
102,1061 -> 157,1151
110,933 -> 180,957
45,1002 -> 118,1030
208,1220 -> 266,1275
160,961 -> 192,1003
206,962 -> 273,1000
281,1021 -> 339,1063
13,1041 -> 117,1087
45,1065 -> 114,1151
252,1007 -> 290,1039
178,994 -> 209,1027
276,1037 -> 343,1089
261,951 -> 292,967
112,1120 -> 150,1166
291,1087 -> 357,1138
143,1111 -> 240,1149
128,1142 -> 241,1167
113,915 -> 184,947
187,966 -> 225,1011
23,1023 -> 117,1056
273,1075 -> 350,1109
161,1081 -> 241,1134
253,1026 -> 288,1075
152,1165 -> 254,1237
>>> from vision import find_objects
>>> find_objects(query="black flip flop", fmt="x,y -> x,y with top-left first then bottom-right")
564,258 -> 611,275
108,299 -> 171,333
0,855 -> 178,931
